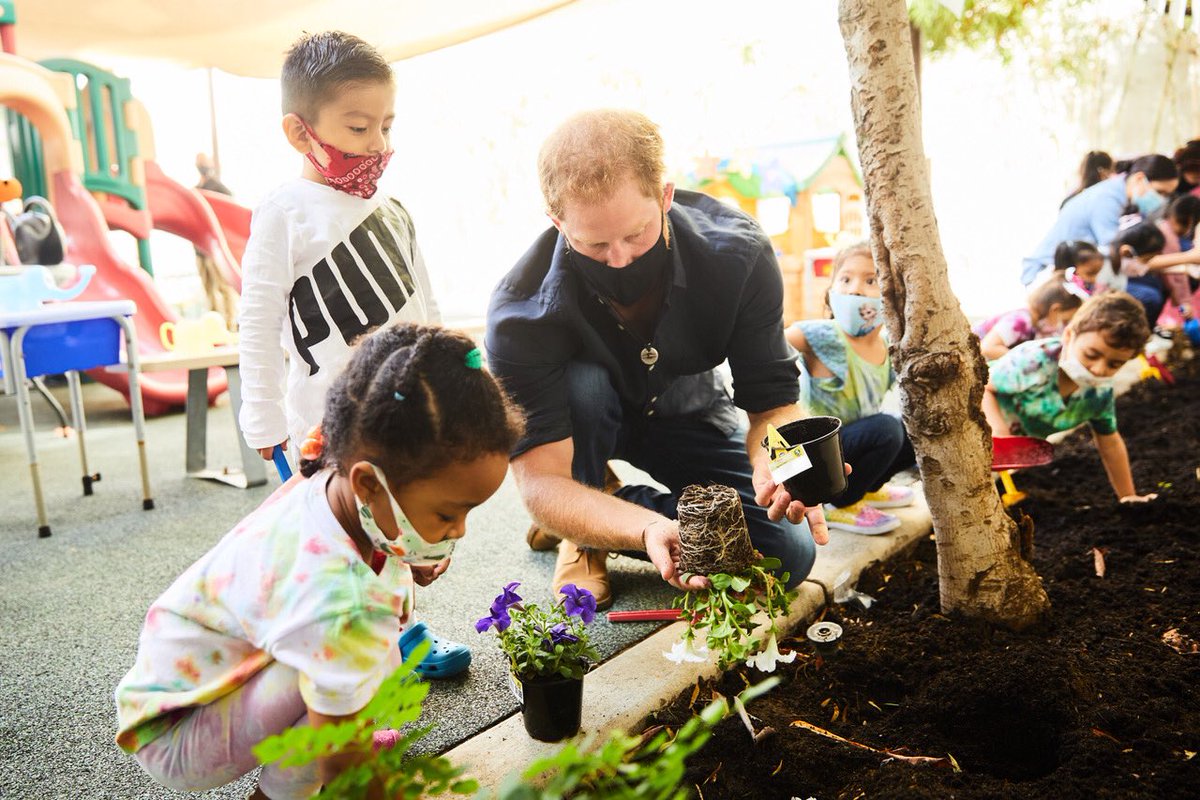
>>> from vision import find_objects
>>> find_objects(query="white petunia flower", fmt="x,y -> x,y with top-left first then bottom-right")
663,638 -> 711,664
744,632 -> 796,672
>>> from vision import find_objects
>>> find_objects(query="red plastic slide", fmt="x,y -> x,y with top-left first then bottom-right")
51,170 -> 227,415
143,160 -> 243,292
199,187 -> 251,264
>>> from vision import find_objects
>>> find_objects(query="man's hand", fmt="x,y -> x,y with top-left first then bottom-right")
410,558 -> 451,587
258,439 -> 288,461
643,520 -> 710,592
752,461 -> 853,546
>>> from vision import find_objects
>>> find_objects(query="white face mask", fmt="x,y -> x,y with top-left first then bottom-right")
1059,344 -> 1114,390
828,291 -> 883,336
354,463 -> 456,565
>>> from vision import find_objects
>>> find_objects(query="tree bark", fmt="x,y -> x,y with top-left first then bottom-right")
838,0 -> 1049,630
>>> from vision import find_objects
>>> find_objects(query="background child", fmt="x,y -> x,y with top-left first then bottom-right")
983,292 -> 1157,503
1052,240 -> 1106,294
785,242 -> 915,536
115,324 -> 524,799
1107,221 -> 1167,324
1148,194 -> 1200,322
973,278 -> 1085,360
238,31 -> 440,463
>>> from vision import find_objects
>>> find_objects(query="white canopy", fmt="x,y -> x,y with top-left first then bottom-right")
12,0 -> 577,77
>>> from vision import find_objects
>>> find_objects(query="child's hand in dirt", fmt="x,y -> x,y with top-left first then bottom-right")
410,558 -> 451,586
1119,493 -> 1159,504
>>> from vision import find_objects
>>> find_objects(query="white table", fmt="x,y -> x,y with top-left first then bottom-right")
108,346 -> 264,489
0,301 -> 153,537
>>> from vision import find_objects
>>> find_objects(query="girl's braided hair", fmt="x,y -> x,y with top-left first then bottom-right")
299,323 -> 524,482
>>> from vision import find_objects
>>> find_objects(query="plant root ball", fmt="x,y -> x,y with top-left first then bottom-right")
677,484 -> 757,575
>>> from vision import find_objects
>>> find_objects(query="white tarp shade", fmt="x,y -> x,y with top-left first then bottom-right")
13,0 -> 577,77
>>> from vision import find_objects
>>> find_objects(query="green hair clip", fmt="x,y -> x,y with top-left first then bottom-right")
464,347 -> 483,369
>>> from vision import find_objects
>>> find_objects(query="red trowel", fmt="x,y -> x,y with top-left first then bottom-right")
992,436 -> 1054,506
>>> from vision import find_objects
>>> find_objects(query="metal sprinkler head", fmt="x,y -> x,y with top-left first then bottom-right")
806,621 -> 843,656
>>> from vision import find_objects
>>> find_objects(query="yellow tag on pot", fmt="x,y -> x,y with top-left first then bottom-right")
767,424 -> 813,483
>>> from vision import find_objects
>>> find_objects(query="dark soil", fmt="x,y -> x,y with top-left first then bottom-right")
662,356 -> 1200,799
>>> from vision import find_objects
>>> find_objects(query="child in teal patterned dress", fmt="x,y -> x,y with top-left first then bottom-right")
983,292 -> 1158,503
114,324 -> 523,799
786,242 -> 916,536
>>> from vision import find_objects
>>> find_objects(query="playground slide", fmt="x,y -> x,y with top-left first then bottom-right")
199,187 -> 251,264
51,170 -> 227,415
143,160 -> 243,292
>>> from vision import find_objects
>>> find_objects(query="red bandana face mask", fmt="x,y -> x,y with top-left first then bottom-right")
301,121 -> 392,199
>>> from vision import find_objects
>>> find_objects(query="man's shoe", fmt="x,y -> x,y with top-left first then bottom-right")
553,539 -> 614,610
526,524 -> 562,551
525,465 -> 624,552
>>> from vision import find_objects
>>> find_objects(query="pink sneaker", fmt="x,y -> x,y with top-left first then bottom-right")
861,483 -> 916,509
823,502 -> 902,535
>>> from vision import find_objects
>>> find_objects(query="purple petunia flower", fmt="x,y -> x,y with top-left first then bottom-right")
559,583 -> 597,624
490,581 -> 523,615
549,622 -> 579,645
475,608 -> 511,633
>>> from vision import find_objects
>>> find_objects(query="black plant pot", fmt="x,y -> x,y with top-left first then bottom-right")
514,673 -> 584,742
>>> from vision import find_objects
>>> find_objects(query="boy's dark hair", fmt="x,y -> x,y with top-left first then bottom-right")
1052,240 -> 1101,271
1066,291 -> 1150,354
1127,154 -> 1178,182
1167,194 -> 1200,238
1028,277 -> 1084,320
1110,222 -> 1165,267
281,31 -> 394,122
300,323 -> 525,482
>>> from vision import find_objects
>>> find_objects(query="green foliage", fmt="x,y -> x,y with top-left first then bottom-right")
496,679 -> 780,800
908,0 -> 1046,61
673,557 -> 796,669
252,640 -> 478,799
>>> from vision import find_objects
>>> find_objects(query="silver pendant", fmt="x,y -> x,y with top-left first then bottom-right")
640,346 -> 659,366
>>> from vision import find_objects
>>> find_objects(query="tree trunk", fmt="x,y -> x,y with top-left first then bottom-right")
837,0 -> 1049,630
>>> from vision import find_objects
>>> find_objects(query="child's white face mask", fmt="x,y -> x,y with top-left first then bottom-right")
829,291 -> 884,337
354,463 -> 456,565
1059,343 -> 1114,390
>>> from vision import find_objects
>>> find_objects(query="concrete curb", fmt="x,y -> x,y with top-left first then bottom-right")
443,494 -> 933,788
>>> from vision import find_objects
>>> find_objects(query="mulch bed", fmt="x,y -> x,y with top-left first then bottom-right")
659,354 -> 1200,799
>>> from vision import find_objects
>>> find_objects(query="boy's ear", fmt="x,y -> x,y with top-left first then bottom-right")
282,113 -> 313,155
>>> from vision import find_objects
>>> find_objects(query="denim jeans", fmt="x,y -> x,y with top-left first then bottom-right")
565,361 -> 816,588
829,413 -> 916,508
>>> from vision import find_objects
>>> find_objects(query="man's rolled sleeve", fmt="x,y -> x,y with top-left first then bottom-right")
486,291 -> 576,457
725,245 -> 800,413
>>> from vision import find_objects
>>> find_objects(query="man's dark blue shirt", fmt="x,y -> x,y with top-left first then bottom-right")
485,190 -> 798,457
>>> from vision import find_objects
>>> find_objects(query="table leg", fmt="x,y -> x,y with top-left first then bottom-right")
185,367 -> 209,475
224,366 -> 266,488
11,327 -> 50,537
117,315 -> 154,511
0,329 -> 13,395
66,370 -> 100,495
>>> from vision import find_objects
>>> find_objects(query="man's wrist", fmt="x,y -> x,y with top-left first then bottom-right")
641,519 -> 667,550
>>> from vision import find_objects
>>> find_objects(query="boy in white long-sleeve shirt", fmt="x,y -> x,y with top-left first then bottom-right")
238,32 -> 470,683
239,31 -> 440,459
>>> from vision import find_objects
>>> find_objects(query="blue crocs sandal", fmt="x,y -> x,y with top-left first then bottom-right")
399,621 -> 472,678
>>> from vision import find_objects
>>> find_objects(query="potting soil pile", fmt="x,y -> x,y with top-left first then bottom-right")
657,357 -> 1200,799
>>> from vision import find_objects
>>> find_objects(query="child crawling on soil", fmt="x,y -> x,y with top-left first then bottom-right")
114,324 -> 523,799
982,291 -> 1158,503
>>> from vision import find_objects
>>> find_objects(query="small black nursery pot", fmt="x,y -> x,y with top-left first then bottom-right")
515,673 -> 584,742
765,416 -> 848,507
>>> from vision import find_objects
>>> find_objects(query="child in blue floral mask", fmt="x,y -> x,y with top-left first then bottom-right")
115,324 -> 524,799
785,242 -> 917,536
